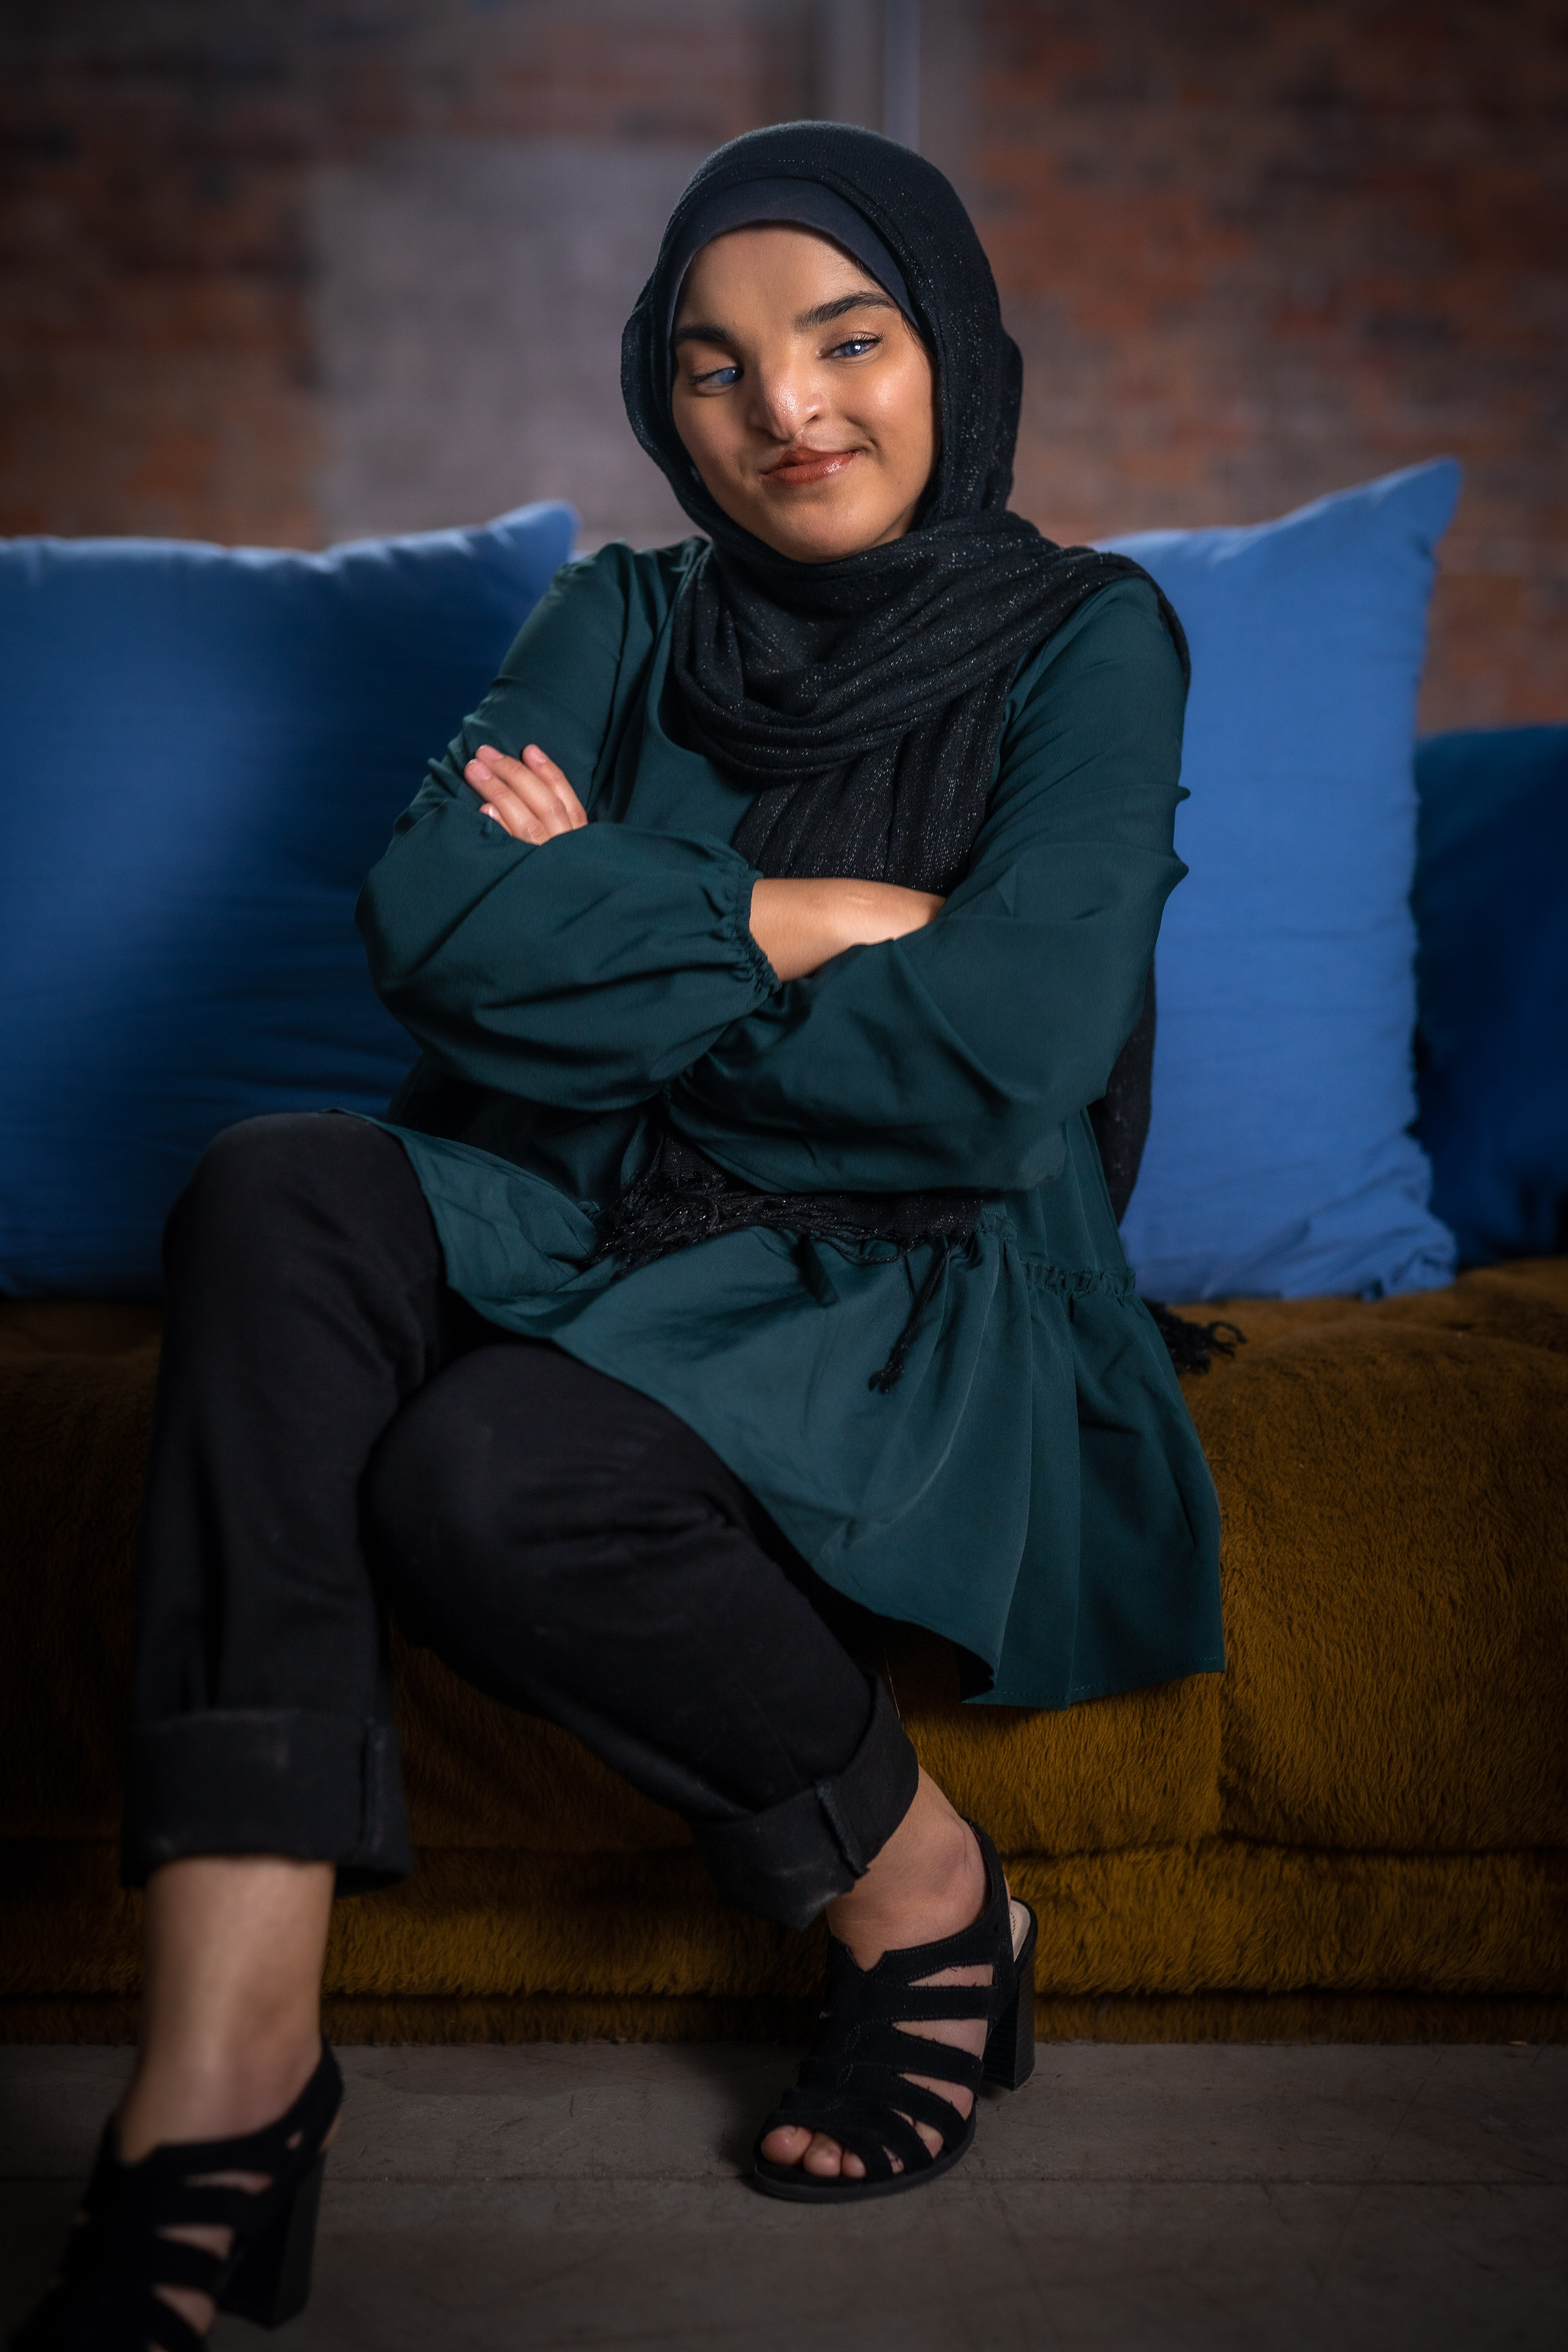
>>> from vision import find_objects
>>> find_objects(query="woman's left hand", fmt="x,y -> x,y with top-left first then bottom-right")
749,877 -> 945,980
463,743 -> 588,844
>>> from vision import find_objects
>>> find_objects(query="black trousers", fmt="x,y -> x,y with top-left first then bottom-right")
123,1114 -> 919,1930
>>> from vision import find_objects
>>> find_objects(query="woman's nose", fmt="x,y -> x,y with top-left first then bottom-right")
746,362 -> 819,441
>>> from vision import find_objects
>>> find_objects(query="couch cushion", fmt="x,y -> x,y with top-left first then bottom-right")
4,1267 -> 1565,1870
1105,462 -> 1461,1301
0,1308 -> 1218,1862
6,1273 -> 1567,2035
7,1839 -> 1564,2037
0,503 -> 575,1298
1413,725 -> 1568,1264
1186,1262 -> 1568,1852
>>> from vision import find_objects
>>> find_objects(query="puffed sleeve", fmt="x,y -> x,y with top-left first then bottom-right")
664,579 -> 1189,1194
357,544 -> 778,1112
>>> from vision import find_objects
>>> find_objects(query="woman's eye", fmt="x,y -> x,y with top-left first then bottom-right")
830,335 -> 879,359
692,363 -> 740,390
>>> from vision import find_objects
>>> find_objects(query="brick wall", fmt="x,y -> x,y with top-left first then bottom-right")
0,0 -> 818,544
974,0 -> 1568,726
0,0 -> 321,545
2,0 -> 1563,724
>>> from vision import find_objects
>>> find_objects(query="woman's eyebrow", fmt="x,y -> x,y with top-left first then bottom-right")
795,290 -> 898,330
672,318 -> 734,350
672,289 -> 898,350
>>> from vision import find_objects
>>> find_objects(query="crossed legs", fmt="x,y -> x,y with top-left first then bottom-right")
119,1111 -> 993,2261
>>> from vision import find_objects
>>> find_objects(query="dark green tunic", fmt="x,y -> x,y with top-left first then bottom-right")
356,540 -> 1223,1708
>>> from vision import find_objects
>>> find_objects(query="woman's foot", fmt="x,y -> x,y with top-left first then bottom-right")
105,1855 -> 339,2342
108,2036 -> 338,2343
757,1771 -> 1025,2182
15,1855 -> 339,2350
15,2040 -> 343,2352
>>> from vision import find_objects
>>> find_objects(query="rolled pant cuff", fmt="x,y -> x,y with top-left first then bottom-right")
691,1677 -> 920,1930
121,1708 -> 414,1894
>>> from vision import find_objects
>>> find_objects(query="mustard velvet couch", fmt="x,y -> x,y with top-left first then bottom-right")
4,1259 -> 1565,2047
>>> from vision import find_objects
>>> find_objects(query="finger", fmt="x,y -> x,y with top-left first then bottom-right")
468,750 -> 579,837
519,742 -> 568,789
519,744 -> 588,828
496,810 -> 551,846
464,754 -> 512,802
477,795 -> 549,847
467,747 -> 539,800
465,758 -> 567,840
475,743 -> 565,802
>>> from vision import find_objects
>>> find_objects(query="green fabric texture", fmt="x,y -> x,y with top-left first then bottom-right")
356,544 -> 1223,1707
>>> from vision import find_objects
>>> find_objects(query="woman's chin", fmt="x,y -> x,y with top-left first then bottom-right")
744,499 -> 909,564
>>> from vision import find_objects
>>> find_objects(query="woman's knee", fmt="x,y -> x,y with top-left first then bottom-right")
363,1347 -> 679,1652
164,1114 -> 403,1276
362,1365 -> 524,1637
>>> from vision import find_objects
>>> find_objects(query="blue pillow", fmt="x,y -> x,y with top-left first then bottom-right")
0,503 -> 576,1296
1105,462 -> 1462,1300
1412,726 -> 1568,1264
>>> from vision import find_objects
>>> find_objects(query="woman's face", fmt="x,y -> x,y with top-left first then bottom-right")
670,225 -> 936,563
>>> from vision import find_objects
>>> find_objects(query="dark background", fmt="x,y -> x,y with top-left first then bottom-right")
2,0 -> 1563,731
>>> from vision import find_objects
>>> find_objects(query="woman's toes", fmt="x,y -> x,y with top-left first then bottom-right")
759,2122 -> 908,2183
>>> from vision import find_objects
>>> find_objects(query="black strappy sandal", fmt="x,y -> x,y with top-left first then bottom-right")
10,2039 -> 342,2352
752,1821 -> 1037,2202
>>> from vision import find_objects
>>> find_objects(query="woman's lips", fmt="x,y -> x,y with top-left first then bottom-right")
762,447 -> 861,488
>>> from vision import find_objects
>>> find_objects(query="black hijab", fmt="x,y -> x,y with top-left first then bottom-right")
621,120 -> 1188,897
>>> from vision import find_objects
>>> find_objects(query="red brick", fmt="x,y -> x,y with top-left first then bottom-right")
971,0 -> 1568,726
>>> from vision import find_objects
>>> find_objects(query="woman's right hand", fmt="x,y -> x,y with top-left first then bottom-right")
464,743 -> 588,843
749,877 -> 945,982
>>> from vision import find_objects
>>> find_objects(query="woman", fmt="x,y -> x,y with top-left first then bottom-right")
16,122 -> 1221,2349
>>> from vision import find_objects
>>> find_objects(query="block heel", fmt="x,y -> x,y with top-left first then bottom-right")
223,2145 -> 328,2328
983,1902 -> 1038,2092
9,2040 -> 341,2352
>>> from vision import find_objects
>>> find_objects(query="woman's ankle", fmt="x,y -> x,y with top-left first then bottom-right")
120,1855 -> 336,2160
826,1777 -> 984,1967
118,2029 -> 323,2162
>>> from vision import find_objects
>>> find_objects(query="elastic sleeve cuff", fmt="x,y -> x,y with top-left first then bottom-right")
732,867 -> 781,994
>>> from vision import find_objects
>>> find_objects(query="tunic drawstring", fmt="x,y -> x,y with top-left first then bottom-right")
591,1118 -> 985,1397
593,1123 -> 1246,1393
867,1243 -> 956,1394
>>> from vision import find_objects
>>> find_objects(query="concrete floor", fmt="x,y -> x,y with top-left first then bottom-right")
1,2042 -> 1564,2350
